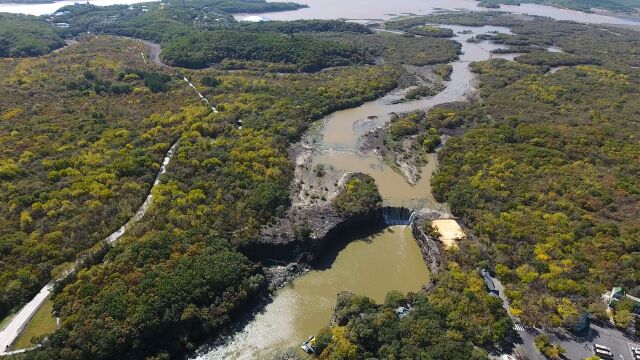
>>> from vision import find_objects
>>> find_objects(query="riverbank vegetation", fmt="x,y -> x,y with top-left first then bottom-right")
0,13 -> 65,57
314,263 -> 513,359
332,174 -> 382,216
364,105 -> 483,183
428,13 -> 640,327
385,18 -> 455,38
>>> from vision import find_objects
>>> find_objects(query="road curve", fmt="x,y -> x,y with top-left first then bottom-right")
136,40 -> 218,113
0,286 -> 51,354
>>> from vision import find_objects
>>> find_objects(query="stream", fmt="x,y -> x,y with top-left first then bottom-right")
195,24 -> 520,360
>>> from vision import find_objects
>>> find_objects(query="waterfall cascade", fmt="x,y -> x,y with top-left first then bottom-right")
381,207 -> 414,226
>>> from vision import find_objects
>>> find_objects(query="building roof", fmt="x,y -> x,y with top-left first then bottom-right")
481,269 -> 498,294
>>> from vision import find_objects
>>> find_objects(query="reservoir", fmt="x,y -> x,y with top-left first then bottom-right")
2,0 -> 640,24
234,0 -> 640,25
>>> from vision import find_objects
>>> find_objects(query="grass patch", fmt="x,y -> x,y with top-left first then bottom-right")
0,313 -> 15,332
12,297 -> 56,350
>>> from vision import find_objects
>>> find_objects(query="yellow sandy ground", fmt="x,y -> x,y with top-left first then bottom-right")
431,219 -> 466,249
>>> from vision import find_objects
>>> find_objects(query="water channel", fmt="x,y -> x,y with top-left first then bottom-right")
196,24 -> 519,360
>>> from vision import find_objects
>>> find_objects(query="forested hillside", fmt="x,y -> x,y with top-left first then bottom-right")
429,14 -> 640,327
0,13 -> 65,57
0,4 -> 465,354
314,31 -> 461,66
5,2 -> 639,358
0,36 -> 197,320
159,30 -> 370,70
0,30 -> 402,357
51,1 -> 372,71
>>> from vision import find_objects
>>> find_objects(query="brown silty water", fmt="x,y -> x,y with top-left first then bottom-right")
196,25 -> 522,360
311,25 -> 518,209
201,225 -> 428,359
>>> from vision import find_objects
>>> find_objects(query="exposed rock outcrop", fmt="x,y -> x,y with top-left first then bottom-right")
264,262 -> 310,289
410,208 -> 450,275
242,202 -> 415,264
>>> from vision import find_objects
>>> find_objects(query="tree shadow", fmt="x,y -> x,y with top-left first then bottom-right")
189,290 -> 276,359
312,222 -> 392,271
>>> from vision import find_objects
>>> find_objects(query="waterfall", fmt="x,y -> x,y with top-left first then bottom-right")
381,207 -> 414,226
408,210 -> 418,224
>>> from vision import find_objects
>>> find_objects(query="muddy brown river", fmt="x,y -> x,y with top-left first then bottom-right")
311,25 -> 518,209
196,24 -> 519,360
201,226 -> 428,359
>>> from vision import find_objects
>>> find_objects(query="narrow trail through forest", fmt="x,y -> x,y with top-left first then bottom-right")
0,40 -> 215,355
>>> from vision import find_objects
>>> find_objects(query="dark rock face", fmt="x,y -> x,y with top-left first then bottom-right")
241,204 -> 416,264
410,209 -> 449,275
264,262 -> 310,289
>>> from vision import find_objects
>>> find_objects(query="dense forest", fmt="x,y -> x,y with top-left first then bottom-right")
237,19 -> 372,34
0,36 -> 199,321
3,2 -> 639,358
0,0 -> 461,72
46,1 -> 461,71
314,31 -> 461,67
424,13 -> 640,327
0,29 -> 403,357
0,1 -> 457,330
0,0 -> 303,62
385,18 -> 455,38
160,30 -> 370,70
0,13 -> 65,57
49,1 -> 373,71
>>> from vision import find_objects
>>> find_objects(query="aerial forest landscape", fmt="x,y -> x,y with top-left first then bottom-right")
0,0 -> 639,359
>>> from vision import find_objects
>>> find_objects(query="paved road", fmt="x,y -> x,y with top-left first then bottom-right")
0,141 -> 180,356
0,285 -> 51,354
488,272 -> 640,360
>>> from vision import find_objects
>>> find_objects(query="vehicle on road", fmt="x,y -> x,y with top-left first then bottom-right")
594,348 -> 614,359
